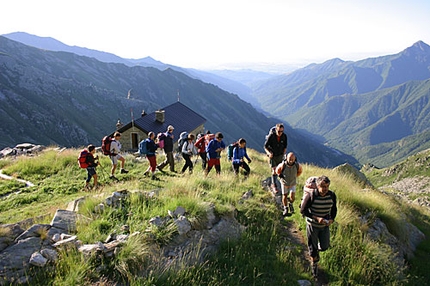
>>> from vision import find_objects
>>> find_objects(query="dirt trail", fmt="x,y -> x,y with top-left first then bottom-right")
263,177 -> 329,285
282,218 -> 329,285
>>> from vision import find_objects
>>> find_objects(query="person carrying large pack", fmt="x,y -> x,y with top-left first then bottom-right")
78,144 -> 99,190
142,132 -> 160,180
275,152 -> 302,216
194,131 -> 210,170
264,123 -> 288,194
300,175 -> 337,279
157,125 -> 176,173
177,131 -> 189,153
180,133 -> 197,174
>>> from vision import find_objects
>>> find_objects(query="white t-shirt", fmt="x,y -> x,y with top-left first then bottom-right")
110,140 -> 121,155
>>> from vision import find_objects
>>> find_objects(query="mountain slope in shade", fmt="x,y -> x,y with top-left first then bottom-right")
0,36 -> 353,167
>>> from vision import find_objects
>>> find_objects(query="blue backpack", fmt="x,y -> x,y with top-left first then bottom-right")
139,139 -> 149,155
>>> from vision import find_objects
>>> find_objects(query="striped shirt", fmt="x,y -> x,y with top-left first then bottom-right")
305,192 -> 336,228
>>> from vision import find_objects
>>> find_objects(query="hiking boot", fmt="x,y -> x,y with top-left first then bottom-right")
289,203 -> 295,213
110,175 -> 118,181
151,175 -> 160,181
120,168 -> 129,174
282,206 -> 289,216
143,171 -> 149,176
311,261 -> 318,278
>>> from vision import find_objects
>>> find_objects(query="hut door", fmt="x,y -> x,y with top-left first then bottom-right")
131,133 -> 138,150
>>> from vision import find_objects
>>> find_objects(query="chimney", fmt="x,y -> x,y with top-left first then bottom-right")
141,110 -> 147,117
155,110 -> 165,123
116,119 -> 123,130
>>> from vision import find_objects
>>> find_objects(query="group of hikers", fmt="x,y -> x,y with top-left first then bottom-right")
134,125 -> 252,180
78,122 -> 337,279
263,123 -> 337,278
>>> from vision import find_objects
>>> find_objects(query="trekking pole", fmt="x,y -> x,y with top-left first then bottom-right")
97,162 -> 108,181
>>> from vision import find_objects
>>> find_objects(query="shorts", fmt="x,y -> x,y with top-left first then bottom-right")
110,154 -> 123,165
87,167 -> 96,176
281,185 -> 296,196
207,158 -> 220,168
270,154 -> 284,168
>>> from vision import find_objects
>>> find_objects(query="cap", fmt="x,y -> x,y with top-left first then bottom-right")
167,125 -> 174,131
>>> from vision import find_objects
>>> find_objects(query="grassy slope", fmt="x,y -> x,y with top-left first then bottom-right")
1,148 -> 429,285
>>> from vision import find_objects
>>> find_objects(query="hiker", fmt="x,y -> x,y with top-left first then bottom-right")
205,132 -> 226,176
232,138 -> 251,178
264,123 -> 288,194
300,175 -> 337,278
194,131 -> 209,170
157,125 -> 176,173
275,152 -> 303,216
110,132 -> 128,179
84,144 -> 99,189
181,133 -> 197,174
143,132 -> 160,180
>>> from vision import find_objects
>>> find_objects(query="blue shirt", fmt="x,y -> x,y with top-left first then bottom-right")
206,139 -> 225,160
232,147 -> 250,164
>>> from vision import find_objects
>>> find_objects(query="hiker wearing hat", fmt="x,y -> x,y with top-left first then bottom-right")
157,125 -> 176,173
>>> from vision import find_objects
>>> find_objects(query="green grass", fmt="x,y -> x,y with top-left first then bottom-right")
1,148 -> 430,285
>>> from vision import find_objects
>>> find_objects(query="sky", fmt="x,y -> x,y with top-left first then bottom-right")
2,0 -> 430,70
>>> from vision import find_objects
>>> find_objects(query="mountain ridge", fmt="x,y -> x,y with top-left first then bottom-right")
250,40 -> 430,167
0,35 -> 353,167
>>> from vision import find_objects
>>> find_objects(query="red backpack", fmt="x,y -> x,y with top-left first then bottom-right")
101,136 -> 113,156
77,149 -> 90,168
205,133 -> 215,147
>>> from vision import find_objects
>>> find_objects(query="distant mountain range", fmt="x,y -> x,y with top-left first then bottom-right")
7,32 -> 429,168
249,41 -> 430,167
0,34 -> 353,167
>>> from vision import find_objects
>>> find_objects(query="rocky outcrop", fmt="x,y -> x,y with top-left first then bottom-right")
360,212 -> 425,270
0,189 -> 249,285
0,143 -> 45,159
380,176 -> 430,208
0,210 -> 77,284
334,163 -> 373,188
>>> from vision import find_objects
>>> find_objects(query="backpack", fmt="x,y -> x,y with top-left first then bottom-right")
177,131 -> 189,152
139,139 -> 149,156
101,136 -> 114,156
265,126 -> 276,140
299,176 -> 318,208
157,133 -> 166,149
77,149 -> 90,168
227,142 -> 240,161
205,133 -> 215,147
